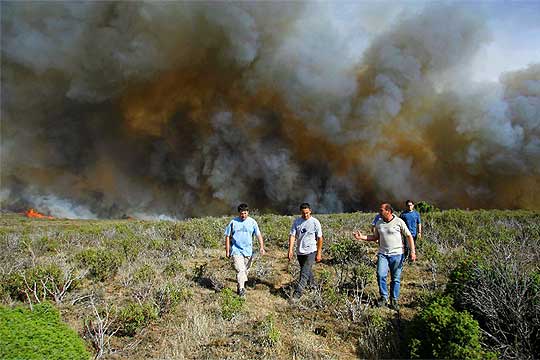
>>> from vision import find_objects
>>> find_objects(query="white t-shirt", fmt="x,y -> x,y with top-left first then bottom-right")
290,216 -> 322,255
375,215 -> 411,256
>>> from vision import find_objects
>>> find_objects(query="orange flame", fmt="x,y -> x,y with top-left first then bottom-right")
25,208 -> 54,219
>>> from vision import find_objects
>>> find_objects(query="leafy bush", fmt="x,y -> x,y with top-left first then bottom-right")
415,201 -> 439,213
407,295 -> 495,359
116,301 -> 159,337
75,248 -> 124,281
154,282 -> 192,314
257,313 -> 281,347
328,238 -> 371,289
220,288 -> 245,320
0,302 -> 91,360
1,264 -> 73,303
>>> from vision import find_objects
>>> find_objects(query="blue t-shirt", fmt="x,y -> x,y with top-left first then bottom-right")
225,217 -> 261,257
400,210 -> 421,237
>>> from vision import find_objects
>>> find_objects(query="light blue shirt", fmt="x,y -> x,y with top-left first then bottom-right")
225,217 -> 261,257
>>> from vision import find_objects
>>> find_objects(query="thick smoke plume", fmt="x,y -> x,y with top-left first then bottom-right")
1,2 -> 539,218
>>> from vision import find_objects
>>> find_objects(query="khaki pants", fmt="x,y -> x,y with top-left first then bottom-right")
232,255 -> 252,290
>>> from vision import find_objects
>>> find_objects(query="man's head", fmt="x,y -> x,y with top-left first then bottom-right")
379,203 -> 394,221
405,200 -> 414,211
237,203 -> 249,220
299,202 -> 312,219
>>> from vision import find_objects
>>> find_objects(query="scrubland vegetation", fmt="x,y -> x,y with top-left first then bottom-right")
0,210 -> 539,359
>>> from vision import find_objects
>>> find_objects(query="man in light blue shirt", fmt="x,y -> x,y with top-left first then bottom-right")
225,203 -> 265,298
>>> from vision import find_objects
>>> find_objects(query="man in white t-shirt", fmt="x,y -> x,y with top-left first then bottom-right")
288,203 -> 323,301
353,203 -> 416,311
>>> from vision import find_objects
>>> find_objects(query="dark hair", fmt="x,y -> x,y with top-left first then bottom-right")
405,200 -> 414,206
381,203 -> 394,213
299,203 -> 311,210
237,203 -> 249,212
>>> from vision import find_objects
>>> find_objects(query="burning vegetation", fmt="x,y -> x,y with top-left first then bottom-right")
24,209 -> 54,219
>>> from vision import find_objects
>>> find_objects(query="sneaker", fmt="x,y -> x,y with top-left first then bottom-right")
376,297 -> 388,308
390,298 -> 400,311
238,288 -> 246,298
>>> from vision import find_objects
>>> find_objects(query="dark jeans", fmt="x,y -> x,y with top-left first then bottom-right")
294,251 -> 316,296
403,235 -> 417,260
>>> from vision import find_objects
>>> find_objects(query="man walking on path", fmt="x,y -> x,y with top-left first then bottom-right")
288,203 -> 323,301
400,200 -> 422,260
353,203 -> 416,311
225,203 -> 265,298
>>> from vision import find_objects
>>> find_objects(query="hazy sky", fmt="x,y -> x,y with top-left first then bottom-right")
469,0 -> 540,80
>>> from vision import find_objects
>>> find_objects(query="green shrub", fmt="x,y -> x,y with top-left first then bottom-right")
75,248 -> 123,281
163,258 -> 185,277
116,301 -> 159,337
0,302 -> 91,360
1,264 -> 67,302
407,295 -> 494,359
154,282 -> 192,314
220,288 -> 245,320
257,314 -> 281,347
328,238 -> 371,289
415,201 -> 439,213
133,264 -> 157,284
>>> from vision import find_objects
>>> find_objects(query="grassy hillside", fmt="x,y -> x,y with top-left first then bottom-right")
1,210 -> 539,359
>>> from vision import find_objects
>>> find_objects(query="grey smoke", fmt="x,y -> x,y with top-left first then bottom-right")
1,1 -> 539,218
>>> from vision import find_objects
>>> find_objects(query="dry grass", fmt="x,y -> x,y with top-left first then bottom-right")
2,210 -> 538,359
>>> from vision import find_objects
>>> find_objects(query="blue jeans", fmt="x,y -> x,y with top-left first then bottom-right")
377,253 -> 404,300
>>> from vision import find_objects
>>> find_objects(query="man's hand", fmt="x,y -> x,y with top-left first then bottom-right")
288,250 -> 293,261
353,231 -> 363,240
316,252 -> 322,263
260,248 -> 266,256
410,252 -> 417,262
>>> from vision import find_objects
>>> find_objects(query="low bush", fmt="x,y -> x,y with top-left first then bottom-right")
407,295 -> 495,359
75,248 -> 124,281
116,301 -> 159,337
256,313 -> 281,347
357,311 -> 398,359
0,302 -> 91,360
447,259 -> 540,358
220,288 -> 245,320
1,263 -> 73,303
154,282 -> 192,315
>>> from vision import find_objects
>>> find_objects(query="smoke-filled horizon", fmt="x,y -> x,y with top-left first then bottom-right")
1,1 -> 539,219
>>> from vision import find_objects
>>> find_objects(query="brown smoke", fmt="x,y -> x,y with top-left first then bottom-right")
1,2 -> 539,218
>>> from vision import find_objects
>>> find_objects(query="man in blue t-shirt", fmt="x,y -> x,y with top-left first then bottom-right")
400,200 -> 422,260
225,203 -> 265,298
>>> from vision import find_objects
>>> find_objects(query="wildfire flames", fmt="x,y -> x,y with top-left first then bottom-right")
25,209 -> 54,219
